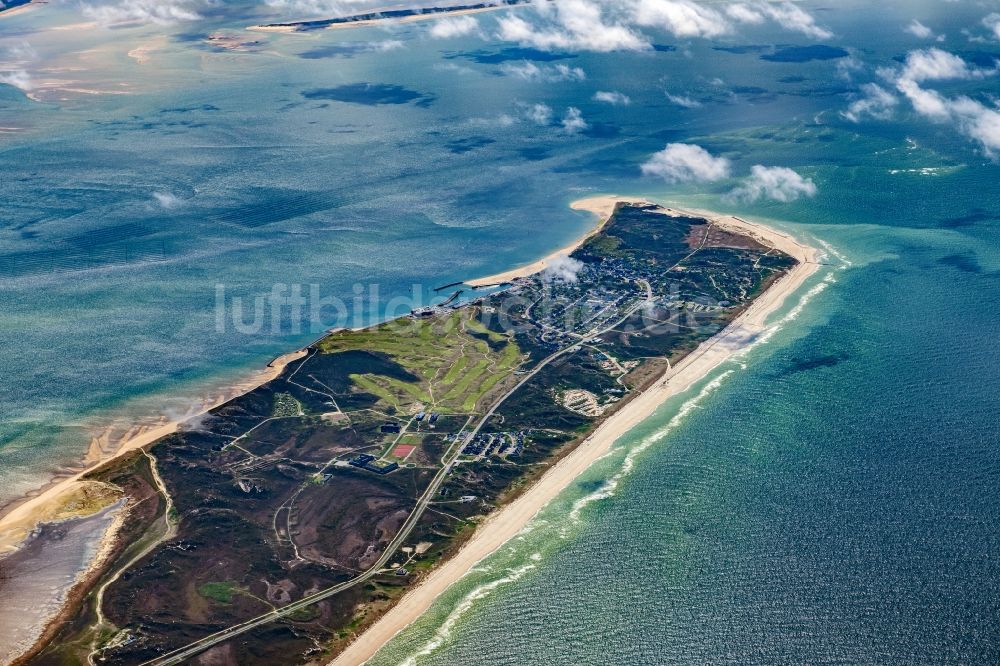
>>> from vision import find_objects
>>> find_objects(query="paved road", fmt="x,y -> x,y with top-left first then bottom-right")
141,279 -> 661,665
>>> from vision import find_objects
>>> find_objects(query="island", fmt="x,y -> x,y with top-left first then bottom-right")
248,0 -> 529,33
12,197 -> 819,665
0,0 -> 39,17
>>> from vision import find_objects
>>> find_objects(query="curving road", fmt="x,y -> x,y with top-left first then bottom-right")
140,270 -> 670,665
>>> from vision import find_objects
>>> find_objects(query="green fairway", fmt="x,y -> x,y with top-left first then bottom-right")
319,309 -> 523,414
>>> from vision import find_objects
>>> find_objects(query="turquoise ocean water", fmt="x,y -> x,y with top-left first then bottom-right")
2,0 -> 1000,661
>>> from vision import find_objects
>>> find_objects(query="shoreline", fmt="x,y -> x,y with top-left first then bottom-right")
1,196 -> 821,665
248,2 -> 518,33
0,349 -> 307,554
0,499 -> 125,663
0,198 -> 623,554
0,0 -> 42,19
465,196 -> 623,287
329,196 -> 821,665
0,193 -> 629,661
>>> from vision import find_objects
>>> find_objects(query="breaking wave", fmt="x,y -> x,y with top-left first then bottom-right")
564,245 -> 846,529
564,369 -> 737,531
815,237 -> 853,269
398,555 -> 542,666
389,243 -> 845,664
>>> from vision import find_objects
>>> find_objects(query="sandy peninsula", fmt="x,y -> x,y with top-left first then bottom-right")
0,349 -> 307,554
329,196 -> 821,666
2,196 -> 820,666
249,2 -> 514,33
0,0 -> 42,19
465,196 -> 622,288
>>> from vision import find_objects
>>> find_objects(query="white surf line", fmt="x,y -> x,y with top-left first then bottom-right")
330,197 -> 827,666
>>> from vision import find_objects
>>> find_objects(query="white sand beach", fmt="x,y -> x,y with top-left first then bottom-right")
329,196 -> 821,666
0,349 -> 307,554
465,196 -> 630,287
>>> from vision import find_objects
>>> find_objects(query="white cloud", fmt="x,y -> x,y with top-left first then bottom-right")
665,92 -> 701,108
593,90 -> 630,105
887,49 -> 1000,155
499,61 -> 586,82
2,41 -> 35,61
372,39 -> 404,52
561,106 -> 588,133
0,42 -> 35,92
632,0 -> 731,39
835,55 -> 864,81
700,1 -> 833,38
494,0 -> 831,53
542,254 -> 584,282
754,1 -> 832,39
897,47 -> 990,83
904,19 -> 934,39
153,191 -> 182,209
642,144 -> 817,202
842,83 -> 898,122
641,143 -> 731,183
945,96 -> 1000,155
429,15 -> 479,39
983,13 -> 1000,40
263,0 -> 379,18
467,112 -> 518,128
897,80 -> 1000,154
724,3 -> 765,25
0,69 -> 33,91
481,103 -> 587,136
497,0 -> 649,52
520,102 -> 553,125
894,77 -> 951,119
435,62 -> 477,76
731,165 -> 817,202
81,0 -> 206,25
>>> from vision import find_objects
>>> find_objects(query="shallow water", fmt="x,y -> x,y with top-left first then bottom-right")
0,501 -> 122,661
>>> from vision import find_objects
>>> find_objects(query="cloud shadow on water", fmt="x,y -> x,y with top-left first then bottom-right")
446,136 -> 496,154
938,252 -> 982,274
444,47 -> 577,64
761,45 -> 849,62
939,209 -> 1000,229
301,83 -> 435,107
298,43 -> 396,60
714,44 -> 772,55
775,353 -> 848,377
